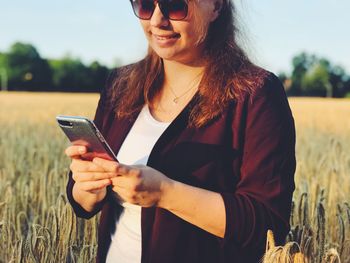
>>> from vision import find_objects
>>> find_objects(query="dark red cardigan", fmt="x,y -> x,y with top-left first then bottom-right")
66,69 -> 296,263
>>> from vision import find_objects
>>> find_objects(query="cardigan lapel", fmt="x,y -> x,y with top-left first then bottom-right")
141,94 -> 199,263
147,93 -> 199,168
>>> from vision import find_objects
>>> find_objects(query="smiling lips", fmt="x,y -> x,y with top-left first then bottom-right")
153,33 -> 180,41
152,33 -> 181,47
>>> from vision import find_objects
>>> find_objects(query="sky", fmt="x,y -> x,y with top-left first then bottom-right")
1,0 -> 349,74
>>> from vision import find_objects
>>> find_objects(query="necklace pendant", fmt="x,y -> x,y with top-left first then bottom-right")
173,97 -> 179,104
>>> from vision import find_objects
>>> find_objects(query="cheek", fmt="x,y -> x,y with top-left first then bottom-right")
184,7 -> 211,45
139,20 -> 150,38
187,18 -> 210,46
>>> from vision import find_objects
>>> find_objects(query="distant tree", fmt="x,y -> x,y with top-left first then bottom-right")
49,56 -> 91,92
49,56 -> 111,92
0,52 -> 8,91
1,42 -> 121,92
88,61 -> 109,92
6,42 -> 52,91
344,78 -> 350,98
301,62 -> 330,97
0,52 -> 6,67
289,52 -> 349,97
289,52 -> 316,96
328,64 -> 348,98
301,58 -> 350,97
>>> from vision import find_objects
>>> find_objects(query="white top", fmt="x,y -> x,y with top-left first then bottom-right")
106,105 -> 171,263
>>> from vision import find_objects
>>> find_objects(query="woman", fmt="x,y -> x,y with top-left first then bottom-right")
65,0 -> 296,262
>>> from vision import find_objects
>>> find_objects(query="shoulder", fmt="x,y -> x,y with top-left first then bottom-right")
231,69 -> 289,112
105,62 -> 139,90
101,62 -> 142,104
246,70 -> 287,104
227,66 -> 286,106
106,59 -> 148,83
231,69 -> 293,126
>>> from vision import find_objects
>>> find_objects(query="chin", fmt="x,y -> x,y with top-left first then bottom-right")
149,43 -> 202,64
152,47 -> 179,61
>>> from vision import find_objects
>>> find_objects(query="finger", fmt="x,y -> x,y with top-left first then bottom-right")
128,168 -> 142,178
113,165 -> 129,175
116,167 -> 142,179
92,157 -> 122,172
92,158 -> 143,179
65,145 -> 87,158
72,172 -> 118,182
70,159 -> 106,173
110,176 -> 136,189
112,184 -> 138,204
77,179 -> 111,192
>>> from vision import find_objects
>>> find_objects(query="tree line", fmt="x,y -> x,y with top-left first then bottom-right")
279,52 -> 350,98
0,42 -> 112,92
1,42 -> 350,97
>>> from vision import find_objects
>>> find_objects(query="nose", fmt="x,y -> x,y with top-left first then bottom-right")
150,4 -> 170,27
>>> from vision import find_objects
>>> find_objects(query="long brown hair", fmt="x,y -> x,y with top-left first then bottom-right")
110,0 -> 267,127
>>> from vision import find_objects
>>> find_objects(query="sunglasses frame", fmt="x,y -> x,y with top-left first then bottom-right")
129,0 -> 189,21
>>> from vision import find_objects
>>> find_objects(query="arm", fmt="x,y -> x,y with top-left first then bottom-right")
159,179 -> 226,238
66,69 -> 118,218
92,158 -> 226,237
156,73 -> 295,244
66,144 -> 117,218
221,73 -> 296,247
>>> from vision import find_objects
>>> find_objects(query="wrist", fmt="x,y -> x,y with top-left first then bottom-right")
158,177 -> 177,210
72,184 -> 106,212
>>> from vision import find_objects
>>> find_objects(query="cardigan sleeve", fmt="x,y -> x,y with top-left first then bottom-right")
220,73 -> 296,249
66,69 -> 118,219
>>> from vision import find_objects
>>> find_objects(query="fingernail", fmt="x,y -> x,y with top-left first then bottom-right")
92,157 -> 100,164
78,147 -> 86,154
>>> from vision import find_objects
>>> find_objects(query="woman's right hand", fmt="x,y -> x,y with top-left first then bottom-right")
65,145 -> 115,212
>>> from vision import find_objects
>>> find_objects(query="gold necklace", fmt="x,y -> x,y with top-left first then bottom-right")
166,72 -> 202,104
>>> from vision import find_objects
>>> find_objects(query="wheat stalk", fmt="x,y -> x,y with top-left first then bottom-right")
1,94 -> 349,262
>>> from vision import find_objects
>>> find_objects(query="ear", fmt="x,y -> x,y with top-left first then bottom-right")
210,0 -> 223,22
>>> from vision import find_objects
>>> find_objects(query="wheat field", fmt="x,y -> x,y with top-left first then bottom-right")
0,92 -> 349,263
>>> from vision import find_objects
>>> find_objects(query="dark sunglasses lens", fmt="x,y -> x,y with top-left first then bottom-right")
131,0 -> 155,19
166,0 -> 188,20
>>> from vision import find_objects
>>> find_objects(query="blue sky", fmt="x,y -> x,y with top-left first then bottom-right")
1,0 -> 349,74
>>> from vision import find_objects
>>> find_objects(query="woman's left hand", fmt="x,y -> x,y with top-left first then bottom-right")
92,157 -> 173,207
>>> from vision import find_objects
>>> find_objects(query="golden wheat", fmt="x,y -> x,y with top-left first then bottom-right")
0,92 -> 349,262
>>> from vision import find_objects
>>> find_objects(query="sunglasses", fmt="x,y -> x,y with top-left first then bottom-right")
130,0 -> 189,21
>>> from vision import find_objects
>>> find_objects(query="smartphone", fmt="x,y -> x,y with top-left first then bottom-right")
56,115 -> 118,161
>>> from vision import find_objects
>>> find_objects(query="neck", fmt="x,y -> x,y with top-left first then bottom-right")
162,59 -> 205,93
